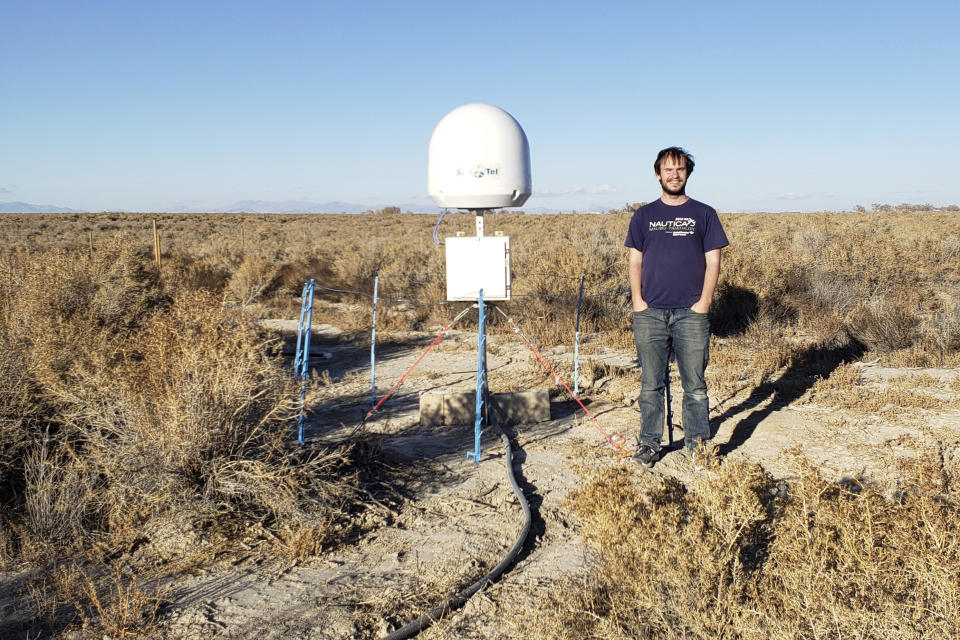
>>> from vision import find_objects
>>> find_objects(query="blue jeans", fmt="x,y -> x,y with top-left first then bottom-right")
633,307 -> 711,452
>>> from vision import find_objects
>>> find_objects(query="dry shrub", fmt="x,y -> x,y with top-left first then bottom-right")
22,440 -> 102,551
872,383 -> 948,411
527,459 -> 777,639
331,238 -> 390,289
757,455 -> 960,638
75,564 -> 166,639
112,290 -> 354,531
802,268 -> 862,313
710,282 -> 759,337
709,316 -> 799,396
24,563 -> 87,634
847,299 -> 921,353
7,210 -> 957,364
225,251 -> 284,306
16,237 -> 165,335
24,561 -> 167,639
708,341 -> 754,401
1,241 -> 167,561
806,365 -> 957,413
719,211 -> 958,364
0,336 -> 42,496
916,298 -> 960,366
0,239 -> 362,634
748,342 -> 795,386
810,361 -> 862,393
577,359 -> 624,391
798,305 -> 847,344
804,363 -> 882,412
520,452 -> 960,639
21,286 -> 357,554
163,253 -> 233,294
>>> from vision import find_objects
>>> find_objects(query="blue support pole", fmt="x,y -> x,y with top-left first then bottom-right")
299,279 -> 315,383
294,281 -> 309,378
370,275 -> 379,408
574,274 -> 585,396
467,289 -> 486,463
297,279 -> 315,446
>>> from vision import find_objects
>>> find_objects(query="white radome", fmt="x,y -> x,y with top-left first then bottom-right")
428,103 -> 532,210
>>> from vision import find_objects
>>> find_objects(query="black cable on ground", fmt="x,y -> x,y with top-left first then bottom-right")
380,406 -> 532,640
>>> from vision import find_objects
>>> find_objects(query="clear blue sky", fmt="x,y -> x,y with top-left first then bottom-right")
2,0 -> 958,213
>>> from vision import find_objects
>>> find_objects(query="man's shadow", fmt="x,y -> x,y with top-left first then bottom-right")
712,336 -> 867,457
711,283 -> 760,338
678,283 -> 867,456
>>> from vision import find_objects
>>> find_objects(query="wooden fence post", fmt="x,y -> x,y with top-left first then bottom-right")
152,219 -> 161,271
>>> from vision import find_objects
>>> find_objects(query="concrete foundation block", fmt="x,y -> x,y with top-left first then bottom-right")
419,389 -> 551,426
443,392 -> 477,425
491,388 -> 551,425
419,393 -> 445,426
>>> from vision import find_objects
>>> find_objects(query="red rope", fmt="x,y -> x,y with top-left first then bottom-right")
366,306 -> 472,420
496,309 -> 630,459
365,303 -> 630,461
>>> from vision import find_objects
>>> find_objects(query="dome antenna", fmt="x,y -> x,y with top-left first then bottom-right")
428,103 -> 531,301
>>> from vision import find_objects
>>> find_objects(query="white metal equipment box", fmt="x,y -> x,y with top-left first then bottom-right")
445,236 -> 511,301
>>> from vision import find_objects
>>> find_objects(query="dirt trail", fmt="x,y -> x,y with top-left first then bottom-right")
160,328 -> 960,639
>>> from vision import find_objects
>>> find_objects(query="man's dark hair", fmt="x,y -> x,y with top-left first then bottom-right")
654,146 -> 695,175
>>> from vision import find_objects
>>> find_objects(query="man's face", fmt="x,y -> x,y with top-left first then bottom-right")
656,155 -> 688,196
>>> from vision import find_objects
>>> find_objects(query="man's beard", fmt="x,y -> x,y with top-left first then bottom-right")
660,179 -> 686,196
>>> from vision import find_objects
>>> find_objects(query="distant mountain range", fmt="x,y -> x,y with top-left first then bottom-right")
162,200 -> 570,214
164,200 -> 386,214
0,201 -> 84,213
1,199 -> 576,215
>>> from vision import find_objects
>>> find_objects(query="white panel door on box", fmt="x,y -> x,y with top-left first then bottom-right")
445,236 -> 511,301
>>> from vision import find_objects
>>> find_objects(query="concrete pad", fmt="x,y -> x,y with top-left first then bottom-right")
491,389 -> 551,425
444,392 -> 477,425
419,389 -> 551,426
419,393 -> 444,426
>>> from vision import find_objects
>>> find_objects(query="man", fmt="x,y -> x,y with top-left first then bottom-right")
625,147 -> 728,468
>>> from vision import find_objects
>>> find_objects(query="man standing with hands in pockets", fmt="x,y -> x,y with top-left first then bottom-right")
625,147 -> 728,468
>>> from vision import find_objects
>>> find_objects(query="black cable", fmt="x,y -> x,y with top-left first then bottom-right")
380,405 -> 532,640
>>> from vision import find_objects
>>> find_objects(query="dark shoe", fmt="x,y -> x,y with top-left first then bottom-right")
635,443 -> 659,468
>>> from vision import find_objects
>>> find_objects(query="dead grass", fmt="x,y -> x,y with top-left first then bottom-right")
350,549 -> 492,639
514,450 -> 960,639
3,210 -> 958,366
805,364 -> 960,414
2,208 -> 959,635
22,560 -> 168,639
0,239 -> 365,636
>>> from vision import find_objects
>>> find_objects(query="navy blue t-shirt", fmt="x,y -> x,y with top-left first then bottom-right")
624,198 -> 729,309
